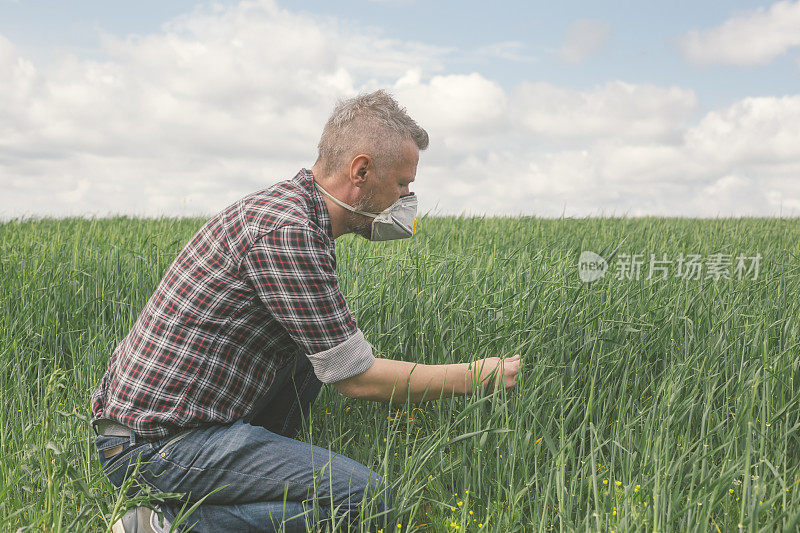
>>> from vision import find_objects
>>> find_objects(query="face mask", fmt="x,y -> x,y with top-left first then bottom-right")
315,182 -> 418,241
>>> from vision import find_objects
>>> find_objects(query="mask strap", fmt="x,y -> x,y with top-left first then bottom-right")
315,183 -> 380,218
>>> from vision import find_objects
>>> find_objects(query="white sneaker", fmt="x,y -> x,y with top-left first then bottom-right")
150,506 -> 171,533
111,506 -> 171,533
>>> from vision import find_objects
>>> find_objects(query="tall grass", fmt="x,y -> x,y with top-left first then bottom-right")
0,215 -> 798,531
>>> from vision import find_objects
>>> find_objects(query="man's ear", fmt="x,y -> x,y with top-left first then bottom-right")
349,154 -> 371,187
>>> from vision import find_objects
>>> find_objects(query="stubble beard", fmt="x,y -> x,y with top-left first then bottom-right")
353,220 -> 372,240
351,187 -> 378,240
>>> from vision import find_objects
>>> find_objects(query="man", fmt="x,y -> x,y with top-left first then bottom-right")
90,89 -> 522,533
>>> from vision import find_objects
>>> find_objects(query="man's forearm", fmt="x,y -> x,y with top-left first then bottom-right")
350,357 -> 480,405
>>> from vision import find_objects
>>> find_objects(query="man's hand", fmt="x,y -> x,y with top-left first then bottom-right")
470,354 -> 522,393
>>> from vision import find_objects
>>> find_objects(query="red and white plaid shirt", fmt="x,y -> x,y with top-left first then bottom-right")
90,169 -> 375,440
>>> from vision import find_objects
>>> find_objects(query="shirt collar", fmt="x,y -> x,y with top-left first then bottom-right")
298,168 -> 333,242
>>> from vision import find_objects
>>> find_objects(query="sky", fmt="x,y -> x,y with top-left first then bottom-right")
1,0 -> 799,219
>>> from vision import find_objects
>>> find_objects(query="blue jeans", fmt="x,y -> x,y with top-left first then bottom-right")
94,352 -> 393,532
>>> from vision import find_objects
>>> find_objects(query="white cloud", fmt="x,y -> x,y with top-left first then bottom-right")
679,0 -> 800,65
513,81 -> 698,144
558,19 -> 611,64
402,77 -> 798,217
686,95 -> 800,164
694,175 -> 772,216
0,0 -> 451,218
393,71 -> 509,138
0,0 -> 799,220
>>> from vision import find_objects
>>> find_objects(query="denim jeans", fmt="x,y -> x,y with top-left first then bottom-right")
94,352 -> 393,532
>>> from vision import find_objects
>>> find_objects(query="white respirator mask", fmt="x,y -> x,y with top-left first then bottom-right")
315,183 -> 418,241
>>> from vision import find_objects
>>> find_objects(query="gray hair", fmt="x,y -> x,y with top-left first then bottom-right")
316,89 -> 429,176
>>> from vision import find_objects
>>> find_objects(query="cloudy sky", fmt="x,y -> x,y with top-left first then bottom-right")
1,0 -> 799,219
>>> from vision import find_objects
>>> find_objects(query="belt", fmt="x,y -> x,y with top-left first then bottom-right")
92,418 -> 135,437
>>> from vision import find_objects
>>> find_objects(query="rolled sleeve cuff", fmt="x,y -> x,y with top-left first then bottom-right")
306,328 -> 375,384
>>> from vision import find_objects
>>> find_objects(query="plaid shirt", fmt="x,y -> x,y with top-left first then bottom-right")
90,169 -> 375,441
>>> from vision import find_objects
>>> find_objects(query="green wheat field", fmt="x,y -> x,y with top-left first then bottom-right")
1,215 -> 798,532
